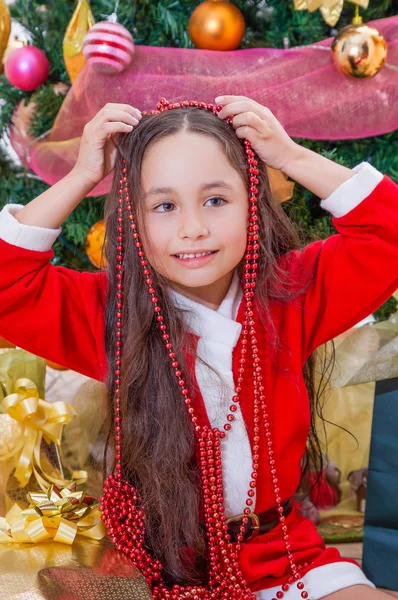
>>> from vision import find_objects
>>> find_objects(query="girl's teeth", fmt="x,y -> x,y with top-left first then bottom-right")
176,251 -> 214,259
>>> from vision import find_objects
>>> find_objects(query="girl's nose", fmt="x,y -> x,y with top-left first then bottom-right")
178,212 -> 209,240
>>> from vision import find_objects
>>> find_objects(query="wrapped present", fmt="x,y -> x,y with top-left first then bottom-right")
0,536 -> 152,599
0,350 -> 47,515
0,350 -> 88,516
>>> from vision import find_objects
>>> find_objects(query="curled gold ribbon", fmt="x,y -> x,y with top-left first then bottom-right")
0,483 -> 105,545
0,378 -> 84,490
293,0 -> 369,27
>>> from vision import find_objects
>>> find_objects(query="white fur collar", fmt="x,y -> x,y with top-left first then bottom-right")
169,270 -> 243,350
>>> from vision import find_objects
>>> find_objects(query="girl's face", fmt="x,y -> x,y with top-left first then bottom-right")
140,131 -> 249,309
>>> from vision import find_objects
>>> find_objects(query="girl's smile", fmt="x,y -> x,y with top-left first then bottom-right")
171,249 -> 219,268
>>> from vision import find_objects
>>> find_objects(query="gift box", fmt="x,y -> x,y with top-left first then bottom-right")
362,377 -> 398,591
0,350 -> 49,515
0,537 -> 152,599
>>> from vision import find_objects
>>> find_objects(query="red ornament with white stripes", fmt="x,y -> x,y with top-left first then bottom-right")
82,19 -> 135,75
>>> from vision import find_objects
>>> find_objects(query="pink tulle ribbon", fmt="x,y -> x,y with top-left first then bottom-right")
10,16 -> 398,197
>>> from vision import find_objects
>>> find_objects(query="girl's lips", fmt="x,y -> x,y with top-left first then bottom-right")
171,250 -> 219,269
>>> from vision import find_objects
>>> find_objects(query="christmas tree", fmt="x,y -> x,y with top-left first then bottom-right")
0,0 -> 397,318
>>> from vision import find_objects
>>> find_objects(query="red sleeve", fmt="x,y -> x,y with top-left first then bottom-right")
278,175 -> 398,363
0,240 -> 108,381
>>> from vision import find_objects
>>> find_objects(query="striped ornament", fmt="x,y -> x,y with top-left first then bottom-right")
82,21 -> 135,75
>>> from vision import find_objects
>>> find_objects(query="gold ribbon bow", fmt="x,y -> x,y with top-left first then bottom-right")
0,378 -> 85,490
293,0 -> 369,27
0,483 -> 105,544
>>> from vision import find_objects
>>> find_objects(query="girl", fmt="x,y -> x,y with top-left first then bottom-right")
0,96 -> 397,600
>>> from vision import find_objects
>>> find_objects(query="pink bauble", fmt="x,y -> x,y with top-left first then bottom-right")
82,21 -> 135,75
4,46 -> 50,91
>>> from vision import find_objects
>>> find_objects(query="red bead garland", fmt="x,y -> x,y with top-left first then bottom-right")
99,97 -> 310,599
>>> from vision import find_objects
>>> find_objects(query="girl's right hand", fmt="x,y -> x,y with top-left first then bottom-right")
73,103 -> 142,187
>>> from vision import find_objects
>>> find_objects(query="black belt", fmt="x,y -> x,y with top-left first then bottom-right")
226,499 -> 293,543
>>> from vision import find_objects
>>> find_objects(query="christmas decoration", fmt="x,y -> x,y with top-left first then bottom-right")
2,19 -> 31,65
85,220 -> 107,269
331,21 -> 387,78
63,0 -> 95,84
82,13 -> 135,75
293,0 -> 369,28
4,45 -> 49,91
0,378 -> 76,489
0,483 -> 105,544
0,0 -> 11,68
2,36 -> 25,65
189,0 -> 245,51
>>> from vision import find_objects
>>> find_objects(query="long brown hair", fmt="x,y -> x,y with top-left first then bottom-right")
103,106 -> 330,585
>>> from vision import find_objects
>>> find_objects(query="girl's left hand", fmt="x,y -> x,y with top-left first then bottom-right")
215,95 -> 301,172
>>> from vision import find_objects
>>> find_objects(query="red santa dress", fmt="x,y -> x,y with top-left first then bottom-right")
0,162 -> 397,598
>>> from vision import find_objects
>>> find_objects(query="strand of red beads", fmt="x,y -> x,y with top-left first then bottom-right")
100,98 -> 310,600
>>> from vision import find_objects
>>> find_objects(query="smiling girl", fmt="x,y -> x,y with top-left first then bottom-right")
0,96 -> 397,600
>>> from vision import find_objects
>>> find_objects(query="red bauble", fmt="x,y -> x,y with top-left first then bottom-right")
4,45 -> 49,91
82,20 -> 135,75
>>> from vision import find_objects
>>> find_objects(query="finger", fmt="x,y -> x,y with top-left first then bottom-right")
215,95 -> 252,106
217,100 -> 252,120
231,112 -> 269,136
218,100 -> 268,121
99,108 -> 141,127
101,103 -> 142,119
234,125 -> 262,144
102,121 -> 136,135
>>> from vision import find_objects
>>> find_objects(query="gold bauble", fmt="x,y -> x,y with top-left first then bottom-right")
85,220 -> 107,269
0,0 -> 11,69
188,0 -> 245,51
331,23 -> 387,78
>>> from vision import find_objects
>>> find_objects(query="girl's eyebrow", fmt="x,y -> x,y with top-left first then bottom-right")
144,180 -> 233,198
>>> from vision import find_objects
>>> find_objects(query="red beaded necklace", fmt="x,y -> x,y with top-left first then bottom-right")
100,98 -> 309,600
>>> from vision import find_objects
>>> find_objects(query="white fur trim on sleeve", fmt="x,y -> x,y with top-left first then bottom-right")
0,204 -> 61,252
255,562 -> 374,599
320,162 -> 384,218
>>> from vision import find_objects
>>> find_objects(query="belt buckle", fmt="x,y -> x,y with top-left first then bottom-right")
226,512 -> 260,542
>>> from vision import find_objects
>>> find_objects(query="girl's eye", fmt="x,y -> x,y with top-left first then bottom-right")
205,197 -> 226,207
153,202 -> 175,212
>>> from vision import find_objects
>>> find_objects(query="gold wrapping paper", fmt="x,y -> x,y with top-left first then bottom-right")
0,537 -> 152,599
